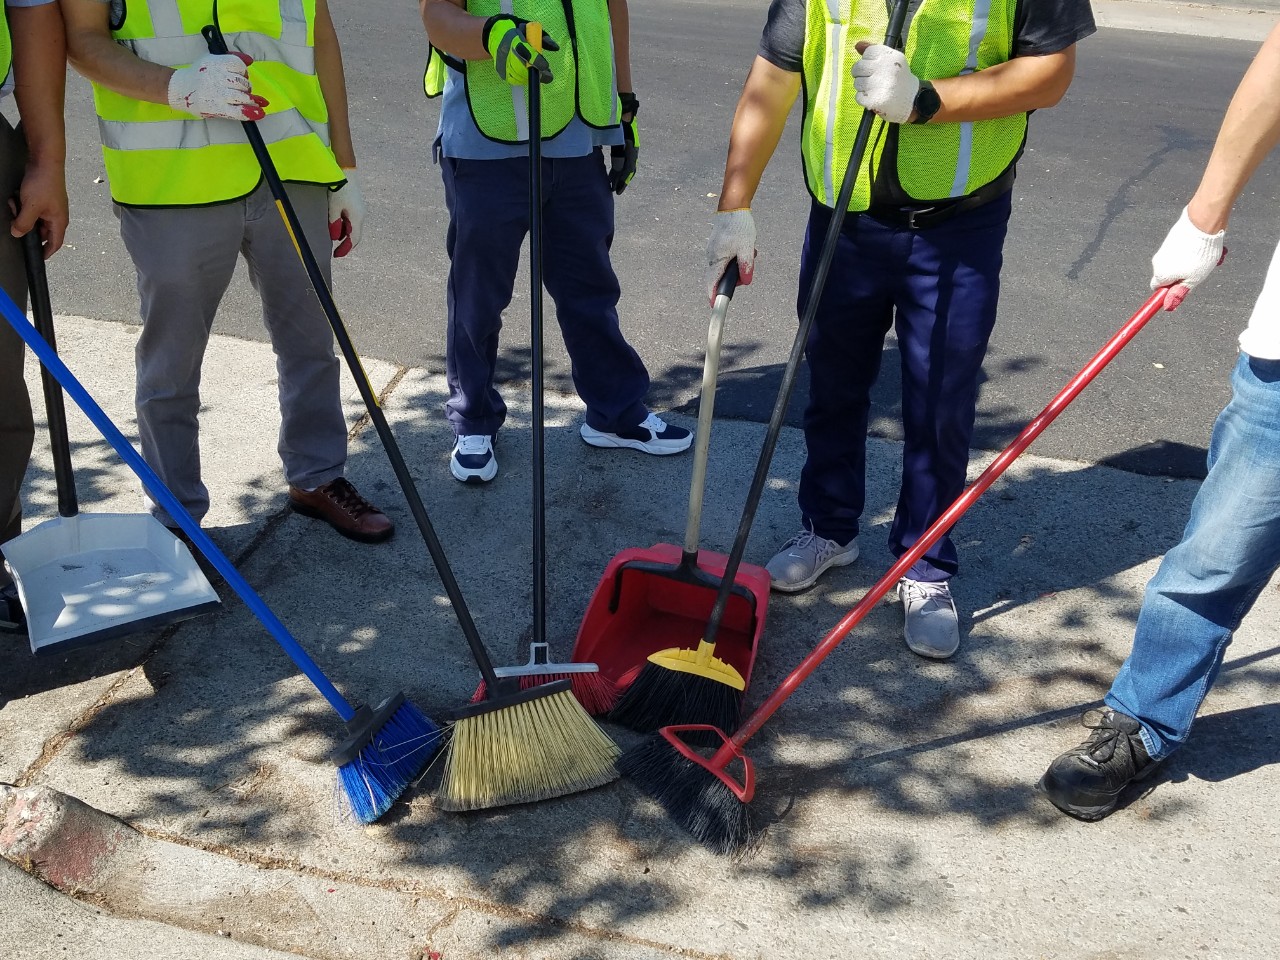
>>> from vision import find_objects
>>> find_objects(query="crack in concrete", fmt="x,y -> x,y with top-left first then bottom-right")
123,826 -> 736,960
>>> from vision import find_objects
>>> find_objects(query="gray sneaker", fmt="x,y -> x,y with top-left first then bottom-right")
765,531 -> 858,593
897,578 -> 960,659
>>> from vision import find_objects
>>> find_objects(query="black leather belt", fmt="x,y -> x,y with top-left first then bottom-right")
864,168 -> 1015,230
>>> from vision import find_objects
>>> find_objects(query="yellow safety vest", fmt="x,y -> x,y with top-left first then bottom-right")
93,0 -> 342,207
1,8 -> 12,92
802,0 -> 1027,211
423,0 -> 619,144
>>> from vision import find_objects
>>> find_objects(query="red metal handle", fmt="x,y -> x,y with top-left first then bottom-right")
709,286 -> 1170,761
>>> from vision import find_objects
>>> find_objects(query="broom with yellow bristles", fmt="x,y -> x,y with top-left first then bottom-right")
202,16 -> 616,812
435,21 -> 619,810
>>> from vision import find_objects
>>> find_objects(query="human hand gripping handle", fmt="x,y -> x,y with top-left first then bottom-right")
1150,206 -> 1228,311
705,209 -> 755,305
850,42 -> 919,124
484,15 -> 559,86
610,93 -> 640,195
167,52 -> 269,121
328,168 -> 365,258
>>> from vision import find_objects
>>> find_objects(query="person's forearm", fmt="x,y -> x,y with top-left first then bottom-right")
928,49 -> 1075,124
1186,24 -> 1280,233
61,0 -> 173,104
10,4 -> 67,166
315,0 -> 355,168
420,0 -> 488,60
609,0 -> 632,94
717,57 -> 800,212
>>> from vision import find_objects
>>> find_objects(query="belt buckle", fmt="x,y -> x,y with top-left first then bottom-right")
905,206 -> 936,230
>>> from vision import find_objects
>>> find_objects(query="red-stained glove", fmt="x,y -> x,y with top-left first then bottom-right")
167,52 -> 268,121
328,168 -> 365,258
1150,207 -> 1227,311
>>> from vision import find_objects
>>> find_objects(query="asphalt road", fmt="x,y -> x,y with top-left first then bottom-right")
30,0 -> 1280,479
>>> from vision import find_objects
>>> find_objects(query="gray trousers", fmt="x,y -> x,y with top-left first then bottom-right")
118,180 -> 346,526
0,117 -> 34,585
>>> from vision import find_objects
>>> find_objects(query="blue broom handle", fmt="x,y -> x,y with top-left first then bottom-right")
0,291 -> 356,722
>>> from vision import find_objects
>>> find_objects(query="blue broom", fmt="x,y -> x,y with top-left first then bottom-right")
0,289 -> 442,823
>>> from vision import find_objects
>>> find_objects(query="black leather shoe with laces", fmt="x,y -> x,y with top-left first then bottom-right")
1039,709 -> 1160,821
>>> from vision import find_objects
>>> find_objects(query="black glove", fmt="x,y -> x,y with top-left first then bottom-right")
609,92 -> 639,195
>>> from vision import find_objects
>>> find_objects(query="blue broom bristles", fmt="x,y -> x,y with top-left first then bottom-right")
337,700 -> 445,823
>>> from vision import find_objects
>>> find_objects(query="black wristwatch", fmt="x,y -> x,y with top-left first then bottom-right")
620,91 -> 639,120
911,81 -> 940,125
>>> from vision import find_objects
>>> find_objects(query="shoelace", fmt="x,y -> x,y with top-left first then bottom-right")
1079,710 -> 1128,763
320,477 -> 377,519
456,435 -> 491,456
899,579 -> 953,611
639,413 -> 666,435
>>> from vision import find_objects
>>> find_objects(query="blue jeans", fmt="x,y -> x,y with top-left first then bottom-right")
1106,353 -> 1280,760
797,192 -> 1011,582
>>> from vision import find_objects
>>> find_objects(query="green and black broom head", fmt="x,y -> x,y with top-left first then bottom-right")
471,642 -> 619,716
333,691 -> 445,823
610,640 -> 744,742
438,678 -> 620,811
617,723 -> 760,856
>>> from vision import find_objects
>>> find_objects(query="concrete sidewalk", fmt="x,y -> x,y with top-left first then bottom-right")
3,308 -> 1278,960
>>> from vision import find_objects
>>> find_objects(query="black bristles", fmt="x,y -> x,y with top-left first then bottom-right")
610,663 -> 742,744
617,732 -> 759,856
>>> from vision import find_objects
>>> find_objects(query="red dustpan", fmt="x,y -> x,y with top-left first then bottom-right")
572,264 -> 768,693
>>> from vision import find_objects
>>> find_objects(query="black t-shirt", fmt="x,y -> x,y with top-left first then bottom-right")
759,0 -> 1096,73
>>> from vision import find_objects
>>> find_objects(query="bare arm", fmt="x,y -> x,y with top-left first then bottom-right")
717,56 -> 801,212
315,0 -> 355,168
10,2 -> 69,254
609,0 -> 632,96
928,47 -> 1076,123
420,0 -> 488,60
59,0 -> 172,103
1185,23 -> 1280,233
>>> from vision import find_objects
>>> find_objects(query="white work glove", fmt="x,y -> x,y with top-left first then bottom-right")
167,52 -> 268,121
1150,206 -> 1226,311
851,44 -> 920,125
328,168 -> 366,258
705,209 -> 756,305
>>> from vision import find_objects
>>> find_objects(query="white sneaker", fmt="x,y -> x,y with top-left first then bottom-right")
897,578 -> 960,659
764,530 -> 858,593
579,412 -> 693,455
450,435 -> 497,483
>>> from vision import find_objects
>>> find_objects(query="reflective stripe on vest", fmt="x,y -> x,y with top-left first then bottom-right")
801,0 -> 1025,211
423,0 -> 619,145
92,0 -> 341,207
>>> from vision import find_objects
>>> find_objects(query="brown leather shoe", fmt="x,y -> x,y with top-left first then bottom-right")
288,477 -> 395,544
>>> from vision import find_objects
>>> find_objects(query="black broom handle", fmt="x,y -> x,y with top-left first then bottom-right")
21,230 -> 77,518
702,0 -> 910,647
528,42 -> 548,654
202,22 -> 502,690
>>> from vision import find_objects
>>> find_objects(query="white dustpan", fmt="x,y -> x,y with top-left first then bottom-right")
4,232 -> 219,656
4,515 -> 219,654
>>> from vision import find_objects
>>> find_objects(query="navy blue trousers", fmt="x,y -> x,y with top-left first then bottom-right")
440,149 -> 650,437
797,191 -> 1012,582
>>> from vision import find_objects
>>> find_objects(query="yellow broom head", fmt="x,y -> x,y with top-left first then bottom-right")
437,682 -> 620,812
647,639 -> 745,692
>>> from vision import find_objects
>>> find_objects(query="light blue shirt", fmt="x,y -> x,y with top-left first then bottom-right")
435,65 -> 622,161
3,0 -> 58,100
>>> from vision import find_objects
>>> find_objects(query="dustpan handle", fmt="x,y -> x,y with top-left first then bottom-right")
21,230 -> 77,519
682,263 -> 738,561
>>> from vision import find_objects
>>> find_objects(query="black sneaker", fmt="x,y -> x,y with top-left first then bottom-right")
1039,709 -> 1160,821
1,581 -> 27,636
579,412 -> 692,455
